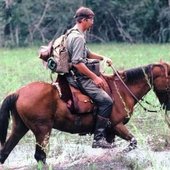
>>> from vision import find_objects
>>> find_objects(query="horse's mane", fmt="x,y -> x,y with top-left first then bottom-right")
124,65 -> 152,83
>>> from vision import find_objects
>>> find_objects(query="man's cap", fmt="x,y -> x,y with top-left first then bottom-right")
74,7 -> 94,19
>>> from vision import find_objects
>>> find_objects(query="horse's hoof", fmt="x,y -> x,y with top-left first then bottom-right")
110,143 -> 116,148
0,152 -> 5,164
42,158 -> 46,164
37,159 -> 46,165
123,137 -> 137,152
37,160 -> 47,170
123,144 -> 137,153
35,153 -> 46,165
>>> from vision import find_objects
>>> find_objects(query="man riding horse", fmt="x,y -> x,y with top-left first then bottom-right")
65,6 -> 113,148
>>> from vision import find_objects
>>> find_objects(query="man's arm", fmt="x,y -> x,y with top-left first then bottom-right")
88,51 -> 103,61
88,51 -> 112,66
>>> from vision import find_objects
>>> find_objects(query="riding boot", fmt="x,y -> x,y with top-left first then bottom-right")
92,115 -> 113,148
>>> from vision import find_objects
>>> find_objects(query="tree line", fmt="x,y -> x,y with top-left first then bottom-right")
0,0 -> 170,47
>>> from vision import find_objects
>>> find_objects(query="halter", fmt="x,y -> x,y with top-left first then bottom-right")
158,63 -> 170,110
110,64 -> 164,113
153,63 -> 170,93
156,63 -> 170,126
164,64 -> 170,92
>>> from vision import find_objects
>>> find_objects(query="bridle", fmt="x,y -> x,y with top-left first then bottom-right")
154,63 -> 170,126
110,64 -> 169,113
164,64 -> 170,93
153,63 -> 170,92
157,63 -> 170,111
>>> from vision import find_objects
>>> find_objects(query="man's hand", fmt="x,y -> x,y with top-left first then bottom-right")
74,63 -> 104,88
105,58 -> 112,67
93,76 -> 105,88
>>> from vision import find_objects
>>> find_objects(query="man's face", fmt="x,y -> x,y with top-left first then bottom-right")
84,17 -> 94,30
87,17 -> 94,28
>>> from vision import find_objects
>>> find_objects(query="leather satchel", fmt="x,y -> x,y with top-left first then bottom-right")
86,59 -> 100,76
39,41 -> 53,62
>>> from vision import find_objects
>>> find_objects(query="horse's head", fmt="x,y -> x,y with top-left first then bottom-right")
152,61 -> 170,110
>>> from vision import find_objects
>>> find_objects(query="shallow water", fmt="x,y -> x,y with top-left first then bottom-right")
1,136 -> 170,170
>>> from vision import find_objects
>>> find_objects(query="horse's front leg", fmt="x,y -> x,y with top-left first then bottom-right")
114,123 -> 137,152
106,122 -> 137,152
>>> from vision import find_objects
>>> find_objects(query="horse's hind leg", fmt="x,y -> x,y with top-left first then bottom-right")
0,111 -> 28,164
32,122 -> 52,164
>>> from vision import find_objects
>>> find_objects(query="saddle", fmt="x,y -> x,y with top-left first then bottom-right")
56,75 -> 111,114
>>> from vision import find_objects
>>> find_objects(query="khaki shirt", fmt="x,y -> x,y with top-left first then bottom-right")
67,26 -> 90,65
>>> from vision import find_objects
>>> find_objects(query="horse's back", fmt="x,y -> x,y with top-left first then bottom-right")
17,81 -> 57,97
16,81 -> 60,120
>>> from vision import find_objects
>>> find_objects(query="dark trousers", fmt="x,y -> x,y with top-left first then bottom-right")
69,77 -> 113,118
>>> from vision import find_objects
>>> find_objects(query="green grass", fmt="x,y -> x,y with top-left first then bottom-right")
1,43 -> 170,169
1,43 -> 169,99
0,47 -> 50,101
91,43 -> 169,65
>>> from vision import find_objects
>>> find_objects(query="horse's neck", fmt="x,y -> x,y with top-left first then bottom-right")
127,79 -> 151,101
104,75 -> 151,103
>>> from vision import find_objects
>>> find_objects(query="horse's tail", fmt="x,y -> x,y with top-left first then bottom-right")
0,93 -> 18,145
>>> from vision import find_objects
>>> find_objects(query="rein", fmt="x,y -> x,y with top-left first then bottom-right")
110,64 -> 161,113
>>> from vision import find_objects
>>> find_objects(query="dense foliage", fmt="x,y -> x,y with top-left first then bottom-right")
1,0 -> 170,47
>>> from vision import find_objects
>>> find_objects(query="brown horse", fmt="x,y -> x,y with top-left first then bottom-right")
0,61 -> 170,164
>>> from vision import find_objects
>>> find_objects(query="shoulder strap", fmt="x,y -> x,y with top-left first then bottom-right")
65,28 -> 80,37
70,70 -> 88,96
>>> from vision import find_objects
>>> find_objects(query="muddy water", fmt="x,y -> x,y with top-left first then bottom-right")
1,142 -> 35,169
1,137 -> 170,170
